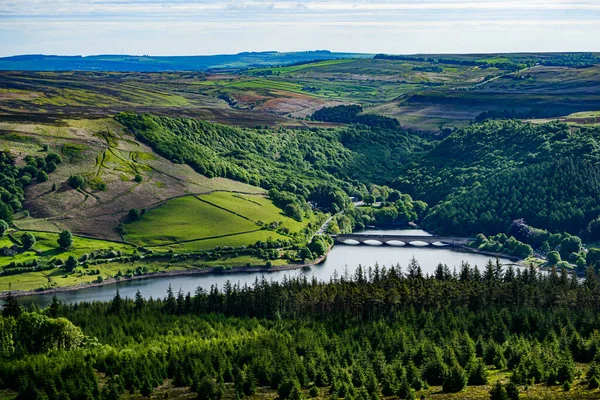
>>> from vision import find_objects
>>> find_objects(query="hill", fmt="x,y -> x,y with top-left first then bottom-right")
3,55 -> 599,131
115,112 -> 429,194
395,120 -> 600,236
0,51 -> 371,72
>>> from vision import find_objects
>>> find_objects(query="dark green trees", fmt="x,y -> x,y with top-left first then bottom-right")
58,230 -> 73,250
64,255 -> 77,273
21,232 -> 36,250
128,208 -> 141,222
442,364 -> 468,393
194,376 -> 223,400
0,220 -> 8,237
37,170 -> 49,183
548,251 -> 561,265
2,292 -> 22,318
284,203 -> 304,222
68,175 -> 85,190
399,120 -> 600,237
560,236 -> 582,258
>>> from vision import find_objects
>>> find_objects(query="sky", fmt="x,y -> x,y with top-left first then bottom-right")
1,0 -> 599,57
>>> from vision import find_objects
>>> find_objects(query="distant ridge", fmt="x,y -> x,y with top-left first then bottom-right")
0,51 -> 372,72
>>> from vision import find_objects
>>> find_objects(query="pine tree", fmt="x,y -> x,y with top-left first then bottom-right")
134,290 -> 144,313
2,291 -> 22,318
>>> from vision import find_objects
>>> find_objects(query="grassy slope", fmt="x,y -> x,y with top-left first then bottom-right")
0,117 -> 261,240
125,196 -> 259,245
125,191 -> 315,250
0,117 -> 296,293
3,231 -> 133,267
0,231 -> 136,292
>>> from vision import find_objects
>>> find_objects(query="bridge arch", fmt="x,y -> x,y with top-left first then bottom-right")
333,234 -> 471,247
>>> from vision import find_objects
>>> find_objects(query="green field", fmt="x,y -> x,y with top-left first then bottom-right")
0,231 -> 134,269
125,192 -> 313,250
125,196 -> 259,246
248,58 -> 357,75
0,231 -> 138,292
0,117 -> 263,240
200,191 -> 307,232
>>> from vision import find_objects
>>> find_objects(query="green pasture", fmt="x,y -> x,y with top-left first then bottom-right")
146,230 -> 291,253
0,231 -> 134,269
124,192 -> 312,250
198,192 -> 307,232
124,196 -> 259,246
247,58 -> 357,75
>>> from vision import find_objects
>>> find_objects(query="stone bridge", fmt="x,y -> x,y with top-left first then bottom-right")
333,234 -> 471,247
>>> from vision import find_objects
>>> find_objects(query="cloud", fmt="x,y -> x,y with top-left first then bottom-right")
1,0 -> 599,55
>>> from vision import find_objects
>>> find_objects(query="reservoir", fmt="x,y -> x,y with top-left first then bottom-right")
17,229 -> 513,307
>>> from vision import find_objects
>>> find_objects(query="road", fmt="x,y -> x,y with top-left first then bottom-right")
315,200 -> 364,236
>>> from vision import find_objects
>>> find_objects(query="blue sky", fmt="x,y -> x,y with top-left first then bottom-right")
1,0 -> 599,56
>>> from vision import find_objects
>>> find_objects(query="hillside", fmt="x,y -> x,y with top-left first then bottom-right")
0,118 -> 261,240
1,53 -> 600,293
395,120 -> 600,236
3,55 -> 600,131
0,116 -> 322,292
116,112 -> 429,194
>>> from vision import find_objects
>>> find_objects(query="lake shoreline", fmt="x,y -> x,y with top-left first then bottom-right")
1,239 -> 524,301
0,251 -> 331,300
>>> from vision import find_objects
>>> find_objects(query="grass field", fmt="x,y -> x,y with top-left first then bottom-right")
0,231 -> 134,269
125,192 -> 313,250
0,230 -> 137,292
125,196 -> 259,246
146,230 -> 292,253
200,192 -> 307,232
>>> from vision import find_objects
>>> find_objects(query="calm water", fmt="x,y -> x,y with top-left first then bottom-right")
17,229 -> 512,308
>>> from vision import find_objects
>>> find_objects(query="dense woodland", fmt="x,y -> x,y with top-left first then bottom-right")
116,112 -> 428,212
116,113 -> 600,239
396,120 -> 600,236
4,261 -> 600,399
0,151 -> 61,223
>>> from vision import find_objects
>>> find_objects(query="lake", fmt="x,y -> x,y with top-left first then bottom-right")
17,229 -> 512,307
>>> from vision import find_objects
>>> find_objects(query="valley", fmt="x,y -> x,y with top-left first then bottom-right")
2,51 -> 600,400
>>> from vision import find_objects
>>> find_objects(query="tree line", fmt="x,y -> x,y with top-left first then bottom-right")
5,257 -> 600,398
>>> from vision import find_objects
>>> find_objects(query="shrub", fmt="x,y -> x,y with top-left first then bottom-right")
278,379 -> 301,400
68,175 -> 85,190
86,177 -> 107,191
0,220 -> 8,236
65,255 -> 78,273
46,161 -> 57,173
45,152 -> 62,164
21,232 -> 36,250
128,208 -> 141,222
58,230 -> 74,250
37,170 -> 49,183
547,251 -> 561,265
